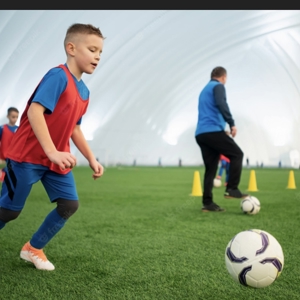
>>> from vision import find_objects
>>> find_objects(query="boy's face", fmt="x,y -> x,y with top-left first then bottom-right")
70,34 -> 103,76
7,111 -> 19,126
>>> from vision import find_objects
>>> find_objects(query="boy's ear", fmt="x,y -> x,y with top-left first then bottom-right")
65,42 -> 75,56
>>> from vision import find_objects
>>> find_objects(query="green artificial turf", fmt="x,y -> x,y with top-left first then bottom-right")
1,166 -> 300,299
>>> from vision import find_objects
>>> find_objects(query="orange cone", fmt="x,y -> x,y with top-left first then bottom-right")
190,171 -> 202,196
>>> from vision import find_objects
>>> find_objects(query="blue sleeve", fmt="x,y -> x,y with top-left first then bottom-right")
213,84 -> 235,127
77,117 -> 82,125
0,125 -> 3,140
31,67 -> 67,114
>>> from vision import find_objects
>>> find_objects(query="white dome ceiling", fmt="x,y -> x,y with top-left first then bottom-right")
1,10 -> 300,167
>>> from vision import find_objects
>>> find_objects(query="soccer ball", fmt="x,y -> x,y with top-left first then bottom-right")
213,178 -> 222,188
225,229 -> 284,288
241,196 -> 260,215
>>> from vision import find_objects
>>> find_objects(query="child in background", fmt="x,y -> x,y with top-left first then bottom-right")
0,107 -> 19,182
216,154 -> 230,186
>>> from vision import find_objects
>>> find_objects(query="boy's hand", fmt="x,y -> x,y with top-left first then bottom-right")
47,151 -> 77,170
89,159 -> 104,180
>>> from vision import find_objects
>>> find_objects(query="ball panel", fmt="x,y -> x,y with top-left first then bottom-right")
241,199 -> 255,213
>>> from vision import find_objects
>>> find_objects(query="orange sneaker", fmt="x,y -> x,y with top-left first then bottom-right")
20,241 -> 55,271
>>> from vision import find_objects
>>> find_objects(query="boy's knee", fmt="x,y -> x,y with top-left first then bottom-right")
56,198 -> 79,219
0,207 -> 22,223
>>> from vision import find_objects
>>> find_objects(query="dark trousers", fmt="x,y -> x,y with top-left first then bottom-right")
195,131 -> 243,205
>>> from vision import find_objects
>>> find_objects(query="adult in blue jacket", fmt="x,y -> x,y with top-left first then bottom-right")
195,66 -> 248,212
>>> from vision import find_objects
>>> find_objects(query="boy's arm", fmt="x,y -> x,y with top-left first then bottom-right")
71,125 -> 104,179
27,102 -> 76,170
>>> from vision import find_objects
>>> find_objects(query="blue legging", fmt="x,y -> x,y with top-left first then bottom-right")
218,160 -> 230,182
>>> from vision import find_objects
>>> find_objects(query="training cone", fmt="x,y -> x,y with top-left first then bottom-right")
247,170 -> 258,192
287,170 -> 296,189
190,171 -> 203,196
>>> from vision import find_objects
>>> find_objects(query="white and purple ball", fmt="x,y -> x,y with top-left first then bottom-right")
241,196 -> 260,215
225,229 -> 284,288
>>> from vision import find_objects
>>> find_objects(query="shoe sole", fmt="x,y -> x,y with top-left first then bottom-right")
202,209 -> 226,212
224,195 -> 248,199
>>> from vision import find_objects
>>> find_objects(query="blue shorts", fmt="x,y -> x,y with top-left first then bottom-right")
0,159 -> 78,211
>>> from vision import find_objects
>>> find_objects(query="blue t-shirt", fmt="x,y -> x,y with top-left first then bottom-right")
31,64 -> 89,125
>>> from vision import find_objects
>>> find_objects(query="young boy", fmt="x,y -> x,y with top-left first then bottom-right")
0,23 -> 105,271
0,107 -> 19,182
